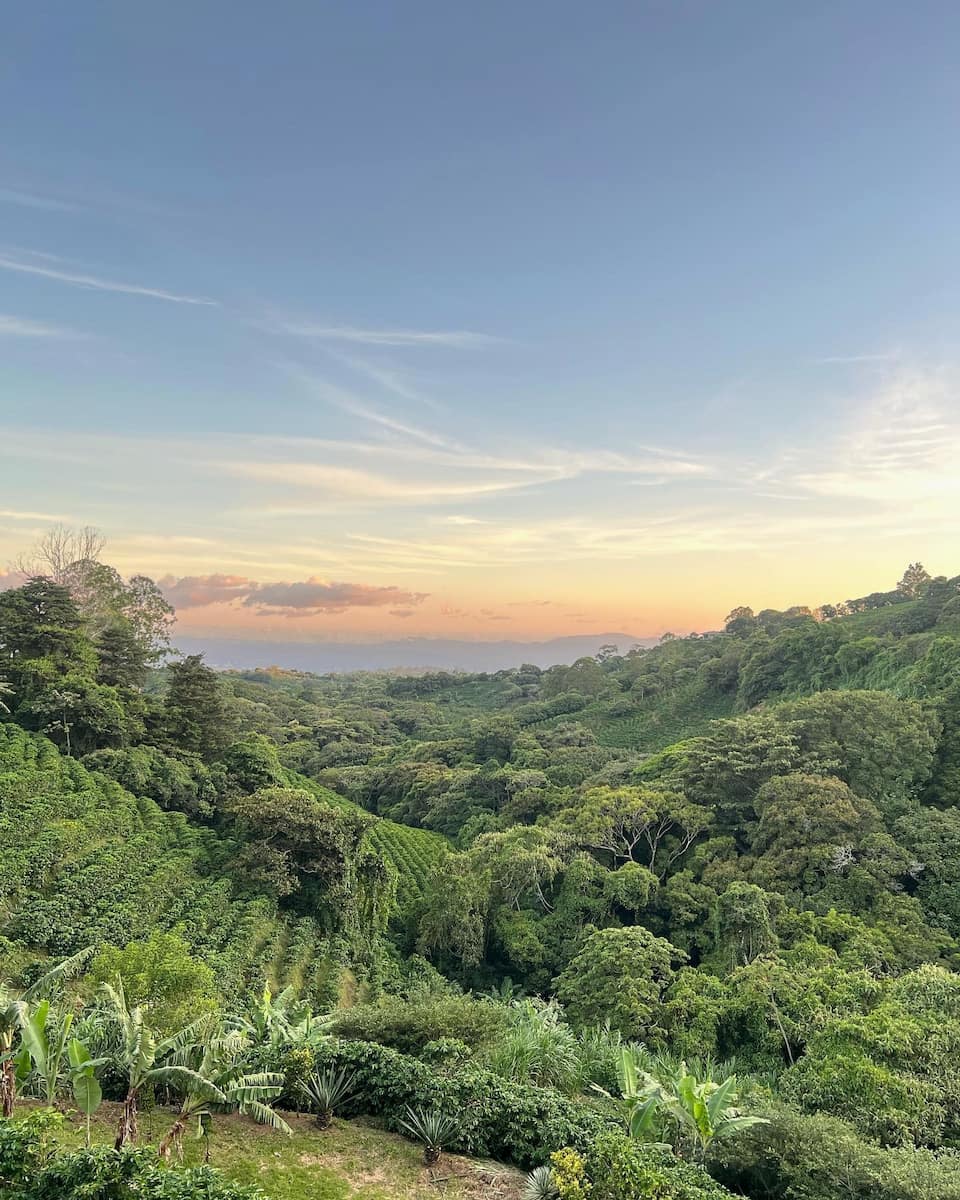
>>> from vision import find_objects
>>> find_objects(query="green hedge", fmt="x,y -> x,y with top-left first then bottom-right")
271,1036 -> 617,1169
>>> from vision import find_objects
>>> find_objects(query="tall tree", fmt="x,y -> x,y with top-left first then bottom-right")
898,562 -> 932,599
164,654 -> 232,758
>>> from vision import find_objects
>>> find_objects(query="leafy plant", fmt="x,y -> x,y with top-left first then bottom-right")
298,1066 -> 357,1129
67,1039 -> 105,1146
16,999 -> 74,1104
0,948 -> 93,1118
600,1048 -> 766,1161
524,1164 -> 559,1200
399,1105 -> 460,1166
97,980 -> 219,1149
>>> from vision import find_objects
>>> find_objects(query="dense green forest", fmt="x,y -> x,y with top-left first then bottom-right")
2,541 -> 960,1199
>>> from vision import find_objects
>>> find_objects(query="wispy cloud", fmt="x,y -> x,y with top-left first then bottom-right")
0,254 -> 218,306
0,187 -> 79,213
286,368 -> 464,450
0,314 -> 85,339
778,369 -> 960,504
814,352 -> 899,365
0,508 -> 73,522
328,350 -> 447,413
272,321 -> 499,347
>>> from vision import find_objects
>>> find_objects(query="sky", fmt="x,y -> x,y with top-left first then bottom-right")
1,1 -> 959,645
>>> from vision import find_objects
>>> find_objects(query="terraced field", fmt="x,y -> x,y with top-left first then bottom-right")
0,726 -> 444,1003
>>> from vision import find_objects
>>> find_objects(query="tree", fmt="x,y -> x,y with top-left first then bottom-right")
164,655 -> 232,759
556,926 -> 684,1036
750,773 -> 881,892
467,826 -> 571,911
724,607 -> 757,637
562,786 -> 710,878
713,882 -> 780,970
898,562 -> 932,599
417,853 -> 490,969
0,578 -> 86,668
16,524 -> 105,582
228,788 -> 371,930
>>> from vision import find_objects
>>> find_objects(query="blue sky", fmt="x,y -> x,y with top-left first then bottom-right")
1,1 -> 959,640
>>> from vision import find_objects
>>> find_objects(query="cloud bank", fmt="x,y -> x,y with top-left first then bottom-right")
159,573 -> 429,617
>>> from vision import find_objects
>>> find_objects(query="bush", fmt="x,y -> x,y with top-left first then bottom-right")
268,1036 -> 617,1168
709,1106 -> 960,1200
552,1134 -> 733,1200
330,993 -> 507,1054
0,1109 -> 61,1188
0,1120 -> 263,1200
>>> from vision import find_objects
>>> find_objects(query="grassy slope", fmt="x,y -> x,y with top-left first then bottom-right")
41,1102 -> 523,1200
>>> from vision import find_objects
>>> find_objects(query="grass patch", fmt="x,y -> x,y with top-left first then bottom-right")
32,1102 -> 523,1200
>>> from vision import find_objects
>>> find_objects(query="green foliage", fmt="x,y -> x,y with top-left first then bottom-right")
0,1130 -> 264,1199
711,1105 -> 960,1200
270,1036 -> 617,1168
330,993 -> 506,1054
89,932 -> 219,1033
164,655 -> 233,760
553,1133 -> 734,1200
6,559 -> 960,1197
557,927 -> 683,1037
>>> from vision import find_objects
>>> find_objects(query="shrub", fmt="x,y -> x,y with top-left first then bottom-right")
709,1106 -> 960,1200
330,993 -> 507,1054
552,1134 -> 732,1200
0,1125 -> 264,1200
0,1109 -> 61,1188
269,1036 -> 617,1168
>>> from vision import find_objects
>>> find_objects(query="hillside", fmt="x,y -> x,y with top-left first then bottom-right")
2,561 -> 960,1200
0,723 -> 445,1003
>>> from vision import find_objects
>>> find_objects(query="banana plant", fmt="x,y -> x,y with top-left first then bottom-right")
598,1048 -> 766,1161
0,987 -> 21,1118
68,1039 -> 106,1146
98,980 -> 221,1149
17,999 -> 75,1104
658,1065 -> 767,1161
597,1047 -> 671,1148
0,947 -> 93,1117
159,1024 -> 290,1160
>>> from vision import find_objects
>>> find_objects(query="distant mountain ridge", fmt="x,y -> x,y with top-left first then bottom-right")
172,632 -> 655,673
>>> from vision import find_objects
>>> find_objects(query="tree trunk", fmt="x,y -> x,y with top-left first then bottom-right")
315,1108 -> 333,1130
115,1088 -> 139,1149
424,1145 -> 441,1166
0,1056 -> 16,1119
158,1116 -> 187,1161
